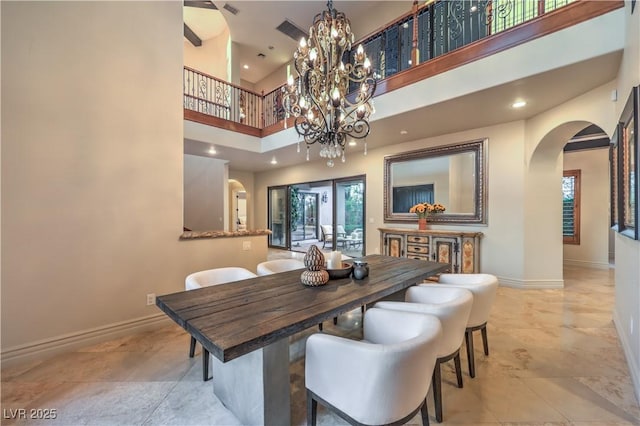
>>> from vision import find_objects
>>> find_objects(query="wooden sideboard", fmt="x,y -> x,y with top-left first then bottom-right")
379,228 -> 483,273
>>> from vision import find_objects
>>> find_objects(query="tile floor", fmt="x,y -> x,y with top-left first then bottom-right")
1,264 -> 639,425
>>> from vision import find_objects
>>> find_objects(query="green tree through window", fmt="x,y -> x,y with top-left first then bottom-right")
344,183 -> 364,234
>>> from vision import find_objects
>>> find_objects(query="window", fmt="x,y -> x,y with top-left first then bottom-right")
562,170 -> 581,244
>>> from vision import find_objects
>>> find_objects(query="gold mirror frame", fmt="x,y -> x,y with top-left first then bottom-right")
383,139 -> 487,224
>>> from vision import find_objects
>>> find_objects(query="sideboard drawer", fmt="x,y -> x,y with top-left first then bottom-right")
407,254 -> 430,261
407,235 -> 429,244
407,244 -> 429,254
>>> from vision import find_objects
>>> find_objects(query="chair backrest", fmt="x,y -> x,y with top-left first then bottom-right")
305,307 -> 441,425
320,224 -> 332,241
375,286 -> 472,358
185,267 -> 257,291
434,273 -> 499,328
256,259 -> 304,276
336,224 -> 346,235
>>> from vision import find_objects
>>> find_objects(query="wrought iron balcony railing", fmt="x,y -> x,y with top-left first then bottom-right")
183,0 -> 621,136
183,66 -> 263,128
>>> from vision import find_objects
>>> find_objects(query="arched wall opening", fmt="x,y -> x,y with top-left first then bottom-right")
524,120 -> 612,287
229,179 -> 248,231
520,81 -> 617,288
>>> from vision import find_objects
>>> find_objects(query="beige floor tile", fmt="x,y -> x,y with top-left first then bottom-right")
575,376 -> 640,420
524,377 -> 640,423
142,380 -> 241,426
464,376 -> 568,422
569,422 -> 640,425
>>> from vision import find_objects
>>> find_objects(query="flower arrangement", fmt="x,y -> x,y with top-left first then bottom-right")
409,202 -> 446,219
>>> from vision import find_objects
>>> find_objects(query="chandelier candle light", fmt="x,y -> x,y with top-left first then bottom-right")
282,0 -> 376,167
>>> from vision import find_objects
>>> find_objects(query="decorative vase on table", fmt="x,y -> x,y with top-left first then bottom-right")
418,218 -> 428,230
301,245 -> 329,286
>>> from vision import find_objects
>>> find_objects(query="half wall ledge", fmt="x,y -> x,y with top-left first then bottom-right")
180,229 -> 272,240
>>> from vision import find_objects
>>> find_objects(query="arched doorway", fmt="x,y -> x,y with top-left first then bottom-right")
229,179 -> 247,231
525,121 -> 612,286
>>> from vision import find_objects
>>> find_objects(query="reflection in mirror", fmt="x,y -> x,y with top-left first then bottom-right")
384,139 -> 487,224
230,179 -> 247,231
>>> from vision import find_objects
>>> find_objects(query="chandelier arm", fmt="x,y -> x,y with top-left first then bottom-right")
343,119 -> 371,139
305,71 -> 332,135
295,118 -> 323,145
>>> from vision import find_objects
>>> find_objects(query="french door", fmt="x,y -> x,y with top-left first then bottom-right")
267,175 -> 366,257
267,185 -> 289,249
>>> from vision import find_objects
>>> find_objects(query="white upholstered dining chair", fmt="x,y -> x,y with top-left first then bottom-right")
184,267 -> 257,380
256,258 -> 304,276
375,286 -> 473,423
433,273 -> 499,378
305,307 -> 442,426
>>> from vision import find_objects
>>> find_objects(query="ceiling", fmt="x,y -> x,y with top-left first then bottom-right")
183,1 -> 414,84
183,2 -> 622,173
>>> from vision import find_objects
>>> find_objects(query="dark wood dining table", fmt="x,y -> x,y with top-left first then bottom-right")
156,254 -> 449,425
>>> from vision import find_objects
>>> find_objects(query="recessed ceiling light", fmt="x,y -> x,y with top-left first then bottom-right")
270,157 -> 278,165
400,130 -> 408,135
349,140 -> 357,146
512,100 -> 527,108
243,64 -> 249,69
208,145 -> 217,155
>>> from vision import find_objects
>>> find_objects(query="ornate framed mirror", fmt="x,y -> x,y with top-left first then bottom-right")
383,139 -> 487,224
618,86 -> 639,240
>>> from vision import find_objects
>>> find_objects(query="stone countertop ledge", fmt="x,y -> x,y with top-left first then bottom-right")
180,229 -> 272,240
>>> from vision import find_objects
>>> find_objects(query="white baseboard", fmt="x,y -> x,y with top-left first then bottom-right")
498,276 -> 564,289
563,259 -> 611,270
613,309 -> 640,406
1,313 -> 171,369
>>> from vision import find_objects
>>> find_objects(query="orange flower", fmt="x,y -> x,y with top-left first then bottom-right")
409,202 -> 446,219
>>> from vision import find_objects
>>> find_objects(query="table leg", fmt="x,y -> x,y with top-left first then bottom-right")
212,338 -> 291,425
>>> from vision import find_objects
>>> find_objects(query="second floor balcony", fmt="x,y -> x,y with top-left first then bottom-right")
183,0 -> 624,170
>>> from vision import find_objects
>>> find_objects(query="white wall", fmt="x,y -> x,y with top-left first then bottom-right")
183,27 -> 230,81
184,154 -> 226,231
253,79 -> 620,292
562,148 -> 610,269
0,1 -> 268,365
612,0 -> 640,404
254,122 -> 526,283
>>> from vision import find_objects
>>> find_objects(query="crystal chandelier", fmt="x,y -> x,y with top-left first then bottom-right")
282,0 -> 376,167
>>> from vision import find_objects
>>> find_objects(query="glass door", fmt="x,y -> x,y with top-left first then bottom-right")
268,177 -> 365,256
268,186 -> 289,249
291,191 -> 319,243
334,176 -> 366,257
